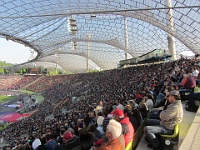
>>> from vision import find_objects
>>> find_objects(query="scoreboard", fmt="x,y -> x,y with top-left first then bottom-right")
28,68 -> 41,74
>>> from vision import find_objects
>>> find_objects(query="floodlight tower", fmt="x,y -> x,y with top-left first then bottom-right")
68,17 -> 78,36
68,16 -> 78,51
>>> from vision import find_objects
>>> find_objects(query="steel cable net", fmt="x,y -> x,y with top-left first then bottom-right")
0,0 -> 199,73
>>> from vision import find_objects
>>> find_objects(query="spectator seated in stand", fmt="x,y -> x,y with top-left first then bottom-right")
79,128 -> 95,150
180,73 -> 196,90
54,131 -> 80,150
89,115 -> 104,142
143,90 -> 183,150
124,105 -> 140,132
138,93 -> 154,118
44,132 -> 57,150
176,74 -> 188,88
91,119 -> 125,150
32,138 -> 45,150
192,67 -> 199,79
192,67 -> 200,86
179,73 -> 196,100
154,79 -> 174,106
94,117 -> 112,147
111,108 -> 134,147
96,115 -> 104,137
95,101 -> 103,116
2,58 -> 198,149
149,86 -> 175,120
56,128 -> 66,145
185,92 -> 200,112
116,100 -> 125,111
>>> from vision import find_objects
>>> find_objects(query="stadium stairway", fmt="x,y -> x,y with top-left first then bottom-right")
21,76 -> 45,90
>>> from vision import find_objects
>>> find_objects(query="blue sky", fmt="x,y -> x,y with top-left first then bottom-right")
0,37 -> 37,64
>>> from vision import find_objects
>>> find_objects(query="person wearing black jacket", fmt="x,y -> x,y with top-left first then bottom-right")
149,86 -> 175,120
185,92 -> 200,112
54,131 -> 80,150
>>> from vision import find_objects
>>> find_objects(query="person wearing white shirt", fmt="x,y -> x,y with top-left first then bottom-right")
192,67 -> 199,78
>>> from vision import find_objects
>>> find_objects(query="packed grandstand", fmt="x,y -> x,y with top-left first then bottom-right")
0,0 -> 200,149
0,57 -> 199,150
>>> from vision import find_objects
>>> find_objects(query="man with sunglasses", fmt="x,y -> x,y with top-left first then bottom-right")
143,90 -> 183,150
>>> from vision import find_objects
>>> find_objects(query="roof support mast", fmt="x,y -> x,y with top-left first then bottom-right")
124,17 -> 128,60
87,34 -> 91,72
166,0 -> 177,60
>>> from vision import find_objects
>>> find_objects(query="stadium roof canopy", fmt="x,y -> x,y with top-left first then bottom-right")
0,0 -> 199,73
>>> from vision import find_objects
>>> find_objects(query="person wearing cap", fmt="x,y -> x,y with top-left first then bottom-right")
54,131 -> 80,150
89,112 -> 104,142
32,138 -> 45,150
96,115 -> 104,136
94,117 -> 112,147
111,108 -> 134,147
143,90 -> 183,150
32,139 -> 41,149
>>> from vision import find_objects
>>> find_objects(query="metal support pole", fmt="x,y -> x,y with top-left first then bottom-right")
55,48 -> 60,74
55,63 -> 58,74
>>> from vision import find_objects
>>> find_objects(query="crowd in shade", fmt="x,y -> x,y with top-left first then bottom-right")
0,56 -> 199,150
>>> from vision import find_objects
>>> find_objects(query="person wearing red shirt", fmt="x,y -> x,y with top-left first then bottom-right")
111,108 -> 134,147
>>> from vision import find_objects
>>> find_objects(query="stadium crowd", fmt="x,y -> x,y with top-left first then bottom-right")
0,57 -> 199,150
0,75 -> 21,90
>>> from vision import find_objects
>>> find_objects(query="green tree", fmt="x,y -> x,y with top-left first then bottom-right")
0,61 -> 13,67
23,68 -> 27,74
58,70 -> 63,74
0,68 -> 4,74
43,68 -> 47,74
88,69 -> 100,73
48,70 -> 57,75
4,69 -> 9,74
19,69 -> 23,74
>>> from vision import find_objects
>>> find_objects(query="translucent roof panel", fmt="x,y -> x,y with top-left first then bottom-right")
0,0 -> 199,73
